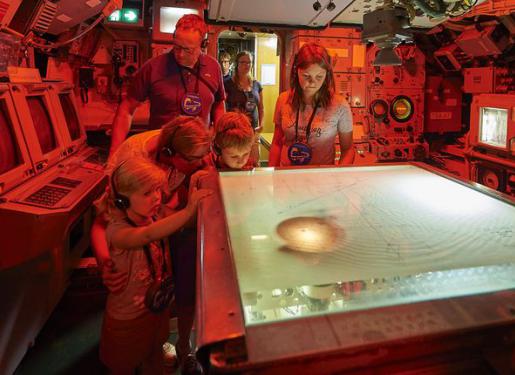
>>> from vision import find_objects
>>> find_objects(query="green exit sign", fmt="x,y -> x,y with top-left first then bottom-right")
108,8 -> 140,24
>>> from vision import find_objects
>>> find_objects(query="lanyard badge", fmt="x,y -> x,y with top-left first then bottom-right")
181,93 -> 202,115
179,62 -> 203,116
287,102 -> 319,165
288,142 -> 312,165
244,91 -> 257,112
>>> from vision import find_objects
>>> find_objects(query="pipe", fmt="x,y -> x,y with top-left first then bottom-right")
0,26 -> 24,39
466,149 -> 515,169
411,0 -> 446,18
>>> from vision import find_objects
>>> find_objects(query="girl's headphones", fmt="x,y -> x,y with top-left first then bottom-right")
160,146 -> 174,158
158,125 -> 183,160
110,161 -> 130,210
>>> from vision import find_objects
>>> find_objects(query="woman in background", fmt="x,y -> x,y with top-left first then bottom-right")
224,51 -> 264,131
269,43 -> 354,167
224,51 -> 264,164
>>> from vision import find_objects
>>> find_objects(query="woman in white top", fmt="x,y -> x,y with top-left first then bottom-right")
269,43 -> 354,166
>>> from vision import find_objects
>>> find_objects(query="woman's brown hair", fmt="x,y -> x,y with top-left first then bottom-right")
289,43 -> 335,111
158,116 -> 211,156
232,50 -> 254,90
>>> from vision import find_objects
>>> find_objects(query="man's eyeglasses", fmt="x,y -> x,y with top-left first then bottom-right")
172,41 -> 198,55
238,61 -> 251,65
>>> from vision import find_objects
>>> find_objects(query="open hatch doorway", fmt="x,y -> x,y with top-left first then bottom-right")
217,30 -> 281,165
217,30 -> 280,136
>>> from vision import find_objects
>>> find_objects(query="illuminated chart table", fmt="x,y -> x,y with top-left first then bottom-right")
197,164 -> 515,373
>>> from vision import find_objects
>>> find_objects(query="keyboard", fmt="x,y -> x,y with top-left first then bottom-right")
24,185 -> 71,207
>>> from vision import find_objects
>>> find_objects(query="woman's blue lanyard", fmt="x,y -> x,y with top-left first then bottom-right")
294,101 -> 319,144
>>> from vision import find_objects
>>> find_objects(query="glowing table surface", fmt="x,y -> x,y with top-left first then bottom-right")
196,164 -> 515,372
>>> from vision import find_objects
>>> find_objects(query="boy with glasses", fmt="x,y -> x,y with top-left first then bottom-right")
218,51 -> 232,80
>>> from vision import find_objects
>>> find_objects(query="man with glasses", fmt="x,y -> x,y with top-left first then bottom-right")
103,14 -> 223,375
109,14 -> 225,156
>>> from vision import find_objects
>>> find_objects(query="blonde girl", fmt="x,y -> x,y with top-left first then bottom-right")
98,157 -> 210,374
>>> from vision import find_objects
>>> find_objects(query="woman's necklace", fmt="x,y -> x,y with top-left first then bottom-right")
238,75 -> 251,91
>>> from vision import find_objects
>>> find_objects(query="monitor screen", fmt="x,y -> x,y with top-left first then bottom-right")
159,7 -> 198,34
58,93 -> 81,141
152,3 -> 199,42
27,96 -> 58,154
0,100 -> 22,175
480,107 -> 508,148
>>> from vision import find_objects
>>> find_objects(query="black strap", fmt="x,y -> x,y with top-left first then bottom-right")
125,217 -> 167,281
197,72 -> 217,95
178,62 -> 201,95
174,54 -> 217,95
80,87 -> 89,103
295,102 -> 319,143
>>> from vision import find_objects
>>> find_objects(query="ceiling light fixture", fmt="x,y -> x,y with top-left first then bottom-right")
361,6 -> 412,66
327,1 -> 336,11
313,1 -> 322,11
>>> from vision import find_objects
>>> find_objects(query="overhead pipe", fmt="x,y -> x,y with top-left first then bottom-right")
411,0 -> 446,18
